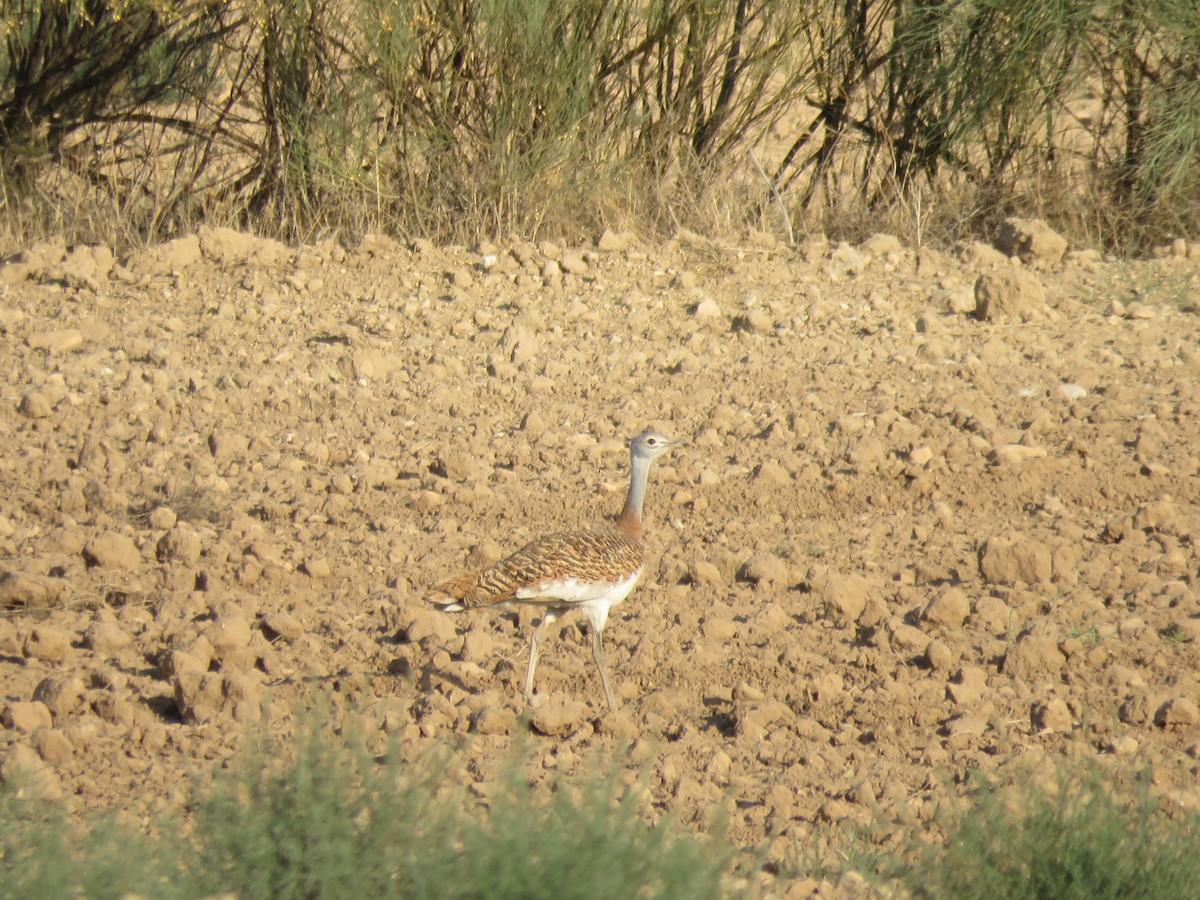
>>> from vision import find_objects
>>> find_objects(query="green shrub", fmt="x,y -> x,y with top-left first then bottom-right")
0,708 -> 736,899
896,765 -> 1200,900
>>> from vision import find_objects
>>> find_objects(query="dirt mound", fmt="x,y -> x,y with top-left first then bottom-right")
2,227 -> 1199,882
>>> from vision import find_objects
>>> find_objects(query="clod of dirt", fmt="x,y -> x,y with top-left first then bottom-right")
1156,698 -> 1200,730
739,553 -> 789,586
1,743 -> 63,799
0,570 -> 64,610
32,676 -> 85,719
261,611 -> 303,642
973,268 -> 1046,321
174,671 -> 263,724
1032,698 -> 1073,732
1002,632 -> 1066,681
529,695 -> 586,737
22,626 -> 72,663
922,587 -> 970,630
3,700 -> 53,733
978,534 -> 1052,585
83,532 -> 142,570
84,617 -> 132,655
996,218 -> 1068,264
472,704 -> 516,736
812,569 -> 869,624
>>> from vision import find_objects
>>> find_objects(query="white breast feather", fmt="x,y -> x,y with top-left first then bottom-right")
516,568 -> 643,605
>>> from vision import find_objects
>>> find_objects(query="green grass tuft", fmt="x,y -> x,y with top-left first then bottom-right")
894,765 -> 1200,900
0,707 -> 737,899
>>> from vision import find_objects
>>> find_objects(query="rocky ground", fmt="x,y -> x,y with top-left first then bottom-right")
2,221 -> 1200,892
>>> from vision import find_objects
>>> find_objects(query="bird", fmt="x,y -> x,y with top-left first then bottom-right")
429,430 -> 679,709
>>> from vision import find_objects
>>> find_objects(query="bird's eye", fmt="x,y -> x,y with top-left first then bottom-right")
646,437 -> 657,445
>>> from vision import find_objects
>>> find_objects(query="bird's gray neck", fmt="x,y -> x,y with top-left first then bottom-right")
616,454 -> 651,539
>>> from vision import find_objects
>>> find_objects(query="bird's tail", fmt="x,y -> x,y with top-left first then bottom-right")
428,570 -> 482,611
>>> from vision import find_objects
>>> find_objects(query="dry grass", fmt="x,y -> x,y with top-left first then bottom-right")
1,1 -> 1196,255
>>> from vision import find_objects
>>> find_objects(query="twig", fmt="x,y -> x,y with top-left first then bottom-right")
750,149 -> 793,246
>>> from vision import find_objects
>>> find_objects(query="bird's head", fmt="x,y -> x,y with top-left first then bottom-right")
630,430 -> 680,463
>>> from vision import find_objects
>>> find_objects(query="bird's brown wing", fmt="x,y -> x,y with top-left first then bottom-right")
431,528 -> 643,609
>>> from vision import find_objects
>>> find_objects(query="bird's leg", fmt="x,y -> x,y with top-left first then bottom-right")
590,626 -> 617,710
524,612 -> 558,703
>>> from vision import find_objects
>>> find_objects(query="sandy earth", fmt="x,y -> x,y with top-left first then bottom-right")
2,223 -> 1200,892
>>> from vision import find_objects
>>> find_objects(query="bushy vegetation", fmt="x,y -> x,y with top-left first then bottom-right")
4,716 -> 1200,898
1,0 -> 1197,250
0,712 -> 735,899
892,765 -> 1200,899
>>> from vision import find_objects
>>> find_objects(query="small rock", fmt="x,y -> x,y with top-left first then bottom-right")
1,743 -> 63,799
813,570 -> 869,624
1032,698 -> 1073,732
156,525 -> 202,564
26,329 -> 85,354
1003,632 -> 1066,681
460,629 -> 494,663
925,639 -> 954,670
990,444 -> 1048,466
261,611 -> 303,641
83,532 -> 142,570
397,607 -> 459,644
0,571 -> 64,610
888,622 -> 930,652
689,560 -> 723,585
530,696 -> 586,736
34,728 -> 73,765
973,268 -> 1046,321
32,676 -> 85,718
3,701 -> 53,732
995,218 -> 1068,264
473,705 -> 516,736
738,553 -> 789,585
84,620 -> 131,655
596,229 -> 635,252
204,613 -> 253,658
300,556 -> 332,578
909,446 -> 935,467
702,617 -> 738,642
23,627 -> 72,663
979,534 -> 1052,585
18,391 -> 54,418
923,587 -> 970,629
1156,698 -> 1200,730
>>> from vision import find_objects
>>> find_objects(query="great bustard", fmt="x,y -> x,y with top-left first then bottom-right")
430,431 -> 679,709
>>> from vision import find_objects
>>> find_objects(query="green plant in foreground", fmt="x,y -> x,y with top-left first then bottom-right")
192,716 -> 734,899
895,765 -> 1200,900
0,777 -> 186,899
0,707 -> 736,899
